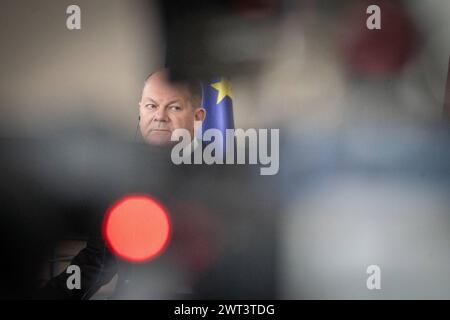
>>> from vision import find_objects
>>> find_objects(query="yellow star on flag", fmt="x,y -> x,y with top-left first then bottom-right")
211,78 -> 233,104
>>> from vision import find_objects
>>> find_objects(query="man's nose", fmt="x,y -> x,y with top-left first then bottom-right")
154,107 -> 169,121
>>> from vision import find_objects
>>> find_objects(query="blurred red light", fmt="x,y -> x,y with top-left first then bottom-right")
103,195 -> 171,263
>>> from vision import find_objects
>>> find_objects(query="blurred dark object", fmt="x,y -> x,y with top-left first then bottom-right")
0,137 -> 278,299
442,57 -> 450,120
159,0 -> 282,81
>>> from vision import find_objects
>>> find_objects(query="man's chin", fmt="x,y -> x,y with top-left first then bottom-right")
145,131 -> 174,146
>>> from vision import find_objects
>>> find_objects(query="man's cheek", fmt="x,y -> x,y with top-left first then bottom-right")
141,116 -> 153,129
141,123 -> 153,137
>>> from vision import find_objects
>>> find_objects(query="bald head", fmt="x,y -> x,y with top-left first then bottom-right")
143,69 -> 203,108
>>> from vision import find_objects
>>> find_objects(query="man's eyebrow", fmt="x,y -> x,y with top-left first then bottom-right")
142,98 -> 182,105
167,99 -> 182,105
142,98 -> 157,104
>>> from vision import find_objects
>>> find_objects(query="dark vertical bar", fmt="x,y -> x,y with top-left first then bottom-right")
443,56 -> 450,120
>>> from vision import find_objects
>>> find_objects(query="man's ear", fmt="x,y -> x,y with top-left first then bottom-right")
138,102 -> 143,120
194,108 -> 206,122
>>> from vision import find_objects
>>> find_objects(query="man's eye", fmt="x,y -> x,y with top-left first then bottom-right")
145,104 -> 157,109
169,105 -> 181,111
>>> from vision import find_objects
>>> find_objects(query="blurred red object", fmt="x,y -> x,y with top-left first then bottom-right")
171,202 -> 223,273
340,0 -> 419,77
103,195 -> 171,263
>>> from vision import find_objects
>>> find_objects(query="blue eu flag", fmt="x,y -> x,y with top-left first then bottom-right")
200,77 -> 235,156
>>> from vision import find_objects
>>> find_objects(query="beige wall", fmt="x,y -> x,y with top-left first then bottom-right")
0,0 -> 163,140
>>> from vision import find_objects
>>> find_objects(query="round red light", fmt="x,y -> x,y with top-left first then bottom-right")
103,195 -> 171,263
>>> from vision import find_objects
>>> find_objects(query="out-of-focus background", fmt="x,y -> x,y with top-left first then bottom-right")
1,0 -> 450,299
1,0 -> 449,136
0,0 -> 162,139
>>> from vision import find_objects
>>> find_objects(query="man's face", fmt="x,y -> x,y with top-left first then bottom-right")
139,71 -> 205,145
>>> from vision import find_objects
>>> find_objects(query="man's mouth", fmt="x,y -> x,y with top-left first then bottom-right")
150,128 -> 171,132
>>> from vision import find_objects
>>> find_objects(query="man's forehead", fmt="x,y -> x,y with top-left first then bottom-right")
142,78 -> 190,101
